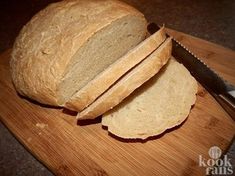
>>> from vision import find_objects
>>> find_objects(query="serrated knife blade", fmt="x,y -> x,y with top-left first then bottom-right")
148,23 -> 235,119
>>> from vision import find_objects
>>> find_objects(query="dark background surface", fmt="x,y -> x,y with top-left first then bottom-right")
0,0 -> 234,175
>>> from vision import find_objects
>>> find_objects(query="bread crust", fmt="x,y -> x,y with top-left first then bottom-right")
10,0 -> 146,105
65,27 -> 166,111
77,38 -> 172,120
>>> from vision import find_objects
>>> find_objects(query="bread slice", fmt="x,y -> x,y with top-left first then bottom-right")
102,58 -> 198,139
65,27 -> 166,111
77,38 -> 172,120
10,0 -> 147,106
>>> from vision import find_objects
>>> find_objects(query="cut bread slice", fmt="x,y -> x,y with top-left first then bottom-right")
102,58 -> 198,139
65,27 -> 166,111
10,0 -> 147,106
77,37 -> 172,120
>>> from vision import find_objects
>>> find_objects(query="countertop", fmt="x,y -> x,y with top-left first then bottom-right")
0,0 -> 234,175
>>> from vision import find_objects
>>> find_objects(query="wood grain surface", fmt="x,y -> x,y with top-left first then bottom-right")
0,29 -> 235,176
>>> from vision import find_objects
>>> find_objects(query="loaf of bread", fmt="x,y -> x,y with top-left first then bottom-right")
102,58 -> 198,139
65,27 -> 166,111
78,38 -> 172,120
10,0 -> 147,106
10,0 -> 198,140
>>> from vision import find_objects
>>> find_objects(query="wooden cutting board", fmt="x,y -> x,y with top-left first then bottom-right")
0,29 -> 235,176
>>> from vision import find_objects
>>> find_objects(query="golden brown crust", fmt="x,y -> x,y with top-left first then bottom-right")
77,38 -> 172,120
10,0 -> 146,105
65,27 -> 166,111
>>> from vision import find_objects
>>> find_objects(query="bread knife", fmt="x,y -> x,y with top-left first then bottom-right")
148,23 -> 235,120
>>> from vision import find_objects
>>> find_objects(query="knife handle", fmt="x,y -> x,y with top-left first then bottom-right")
214,92 -> 235,120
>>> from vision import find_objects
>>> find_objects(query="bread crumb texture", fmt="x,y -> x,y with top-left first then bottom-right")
10,0 -> 146,106
102,58 -> 198,139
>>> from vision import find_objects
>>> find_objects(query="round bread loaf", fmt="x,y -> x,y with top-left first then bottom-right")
10,0 -> 147,106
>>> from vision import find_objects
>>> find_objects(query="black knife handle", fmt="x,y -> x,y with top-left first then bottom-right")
213,92 -> 235,120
